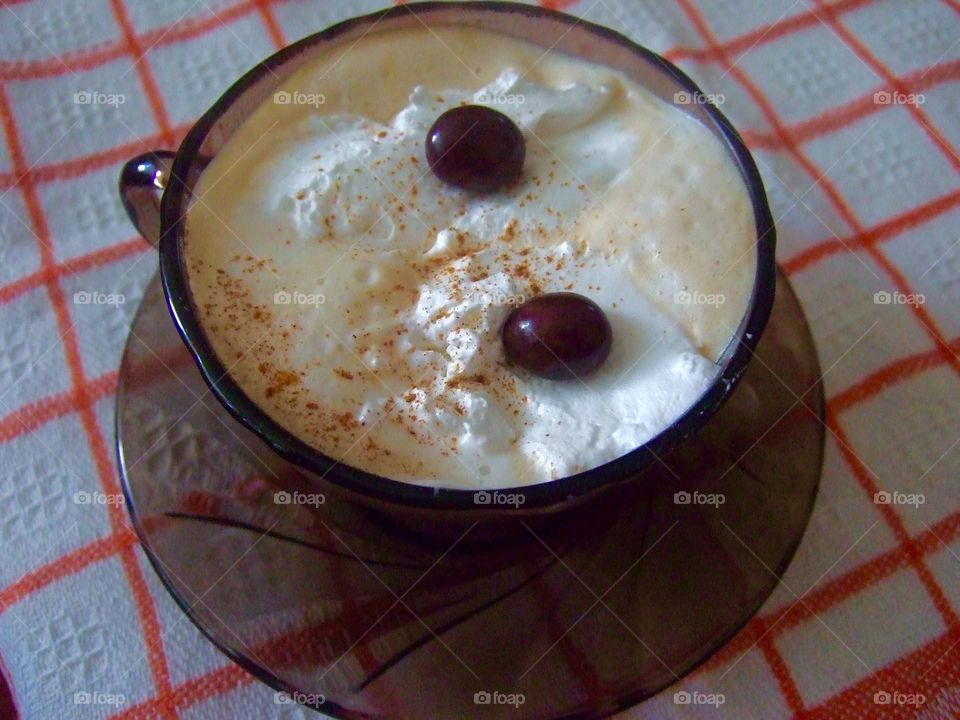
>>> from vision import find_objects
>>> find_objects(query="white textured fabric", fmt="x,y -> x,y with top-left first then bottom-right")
0,1 -> 958,718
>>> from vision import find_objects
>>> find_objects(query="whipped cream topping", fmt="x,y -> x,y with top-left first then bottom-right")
185,30 -> 756,489
236,70 -> 630,255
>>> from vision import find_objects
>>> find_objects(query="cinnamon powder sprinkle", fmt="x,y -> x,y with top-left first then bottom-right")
264,370 -> 300,398
447,373 -> 487,388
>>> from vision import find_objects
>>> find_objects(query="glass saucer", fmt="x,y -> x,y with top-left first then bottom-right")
117,267 -> 823,719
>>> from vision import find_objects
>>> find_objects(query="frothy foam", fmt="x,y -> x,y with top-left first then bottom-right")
184,27 -> 757,488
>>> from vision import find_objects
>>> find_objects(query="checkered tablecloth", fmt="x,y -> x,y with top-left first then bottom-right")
1,0 -> 959,718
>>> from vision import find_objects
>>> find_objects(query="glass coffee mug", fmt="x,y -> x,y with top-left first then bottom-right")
119,1 -> 776,529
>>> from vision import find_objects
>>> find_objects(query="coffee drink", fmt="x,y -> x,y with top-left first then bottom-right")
184,26 -> 757,488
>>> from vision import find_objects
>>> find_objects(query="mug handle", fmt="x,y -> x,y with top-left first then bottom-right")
119,150 -> 176,247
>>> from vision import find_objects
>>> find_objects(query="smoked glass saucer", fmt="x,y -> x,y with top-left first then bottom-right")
117,267 -> 824,719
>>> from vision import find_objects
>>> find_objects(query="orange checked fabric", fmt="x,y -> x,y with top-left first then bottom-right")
0,0 -> 958,718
